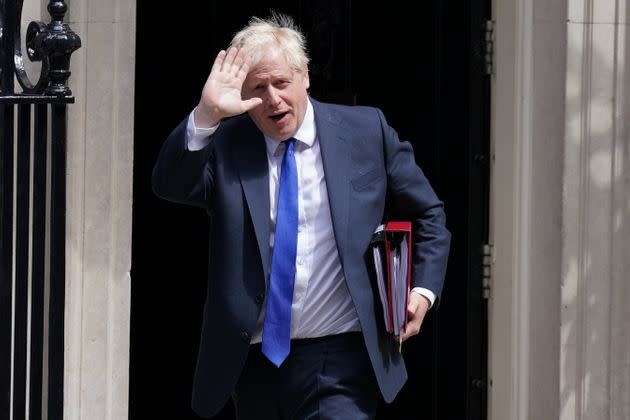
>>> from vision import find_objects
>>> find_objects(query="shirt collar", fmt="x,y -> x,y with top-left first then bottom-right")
264,98 -> 315,157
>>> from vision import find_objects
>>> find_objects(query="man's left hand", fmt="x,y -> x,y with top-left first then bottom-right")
401,292 -> 430,342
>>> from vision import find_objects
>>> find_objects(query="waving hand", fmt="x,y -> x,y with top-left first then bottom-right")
195,47 -> 262,128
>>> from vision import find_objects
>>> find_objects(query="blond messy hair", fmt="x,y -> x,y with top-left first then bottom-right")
229,12 -> 310,74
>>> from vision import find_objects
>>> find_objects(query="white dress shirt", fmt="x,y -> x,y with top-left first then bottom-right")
186,100 -> 435,342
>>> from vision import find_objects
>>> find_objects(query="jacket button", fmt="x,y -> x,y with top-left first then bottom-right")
241,331 -> 250,342
255,293 -> 264,304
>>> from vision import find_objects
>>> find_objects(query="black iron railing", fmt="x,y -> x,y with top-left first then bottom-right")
0,1 -> 80,418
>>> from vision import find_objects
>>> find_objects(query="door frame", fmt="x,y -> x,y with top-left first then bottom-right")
489,0 -> 535,417
488,0 -> 564,419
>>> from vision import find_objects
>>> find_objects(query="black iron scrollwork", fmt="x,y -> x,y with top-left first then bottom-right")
13,0 -> 81,96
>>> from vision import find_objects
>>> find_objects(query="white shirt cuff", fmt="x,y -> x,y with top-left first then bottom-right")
411,287 -> 436,308
186,107 -> 219,151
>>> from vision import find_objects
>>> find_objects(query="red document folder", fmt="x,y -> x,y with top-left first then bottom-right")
371,221 -> 412,344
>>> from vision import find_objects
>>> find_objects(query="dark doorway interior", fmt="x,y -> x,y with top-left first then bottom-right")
131,1 -> 489,419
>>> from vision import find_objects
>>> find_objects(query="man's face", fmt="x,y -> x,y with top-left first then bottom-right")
242,47 -> 310,141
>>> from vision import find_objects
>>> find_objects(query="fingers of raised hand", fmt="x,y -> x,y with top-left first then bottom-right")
219,47 -> 247,75
242,97 -> 263,112
211,50 -> 226,74
237,59 -> 250,81
221,47 -> 238,72
231,50 -> 246,76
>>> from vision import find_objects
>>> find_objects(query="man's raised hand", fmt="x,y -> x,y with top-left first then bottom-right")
195,48 -> 262,128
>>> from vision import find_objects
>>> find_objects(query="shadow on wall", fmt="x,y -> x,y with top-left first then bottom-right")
560,2 -> 630,419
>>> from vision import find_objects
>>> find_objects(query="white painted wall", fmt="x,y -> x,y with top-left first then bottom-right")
489,0 -> 538,417
562,1 -> 630,419
63,0 -> 136,418
490,0 -> 630,419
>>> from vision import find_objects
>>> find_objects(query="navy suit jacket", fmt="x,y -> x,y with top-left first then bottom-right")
152,98 -> 451,417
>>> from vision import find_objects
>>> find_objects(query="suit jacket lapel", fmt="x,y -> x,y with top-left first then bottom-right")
233,101 -> 351,283
234,125 -> 271,284
312,100 -> 351,268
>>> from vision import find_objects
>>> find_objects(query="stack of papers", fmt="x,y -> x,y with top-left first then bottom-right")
371,222 -> 412,344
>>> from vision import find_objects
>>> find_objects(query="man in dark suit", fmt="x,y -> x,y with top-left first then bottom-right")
152,13 -> 450,420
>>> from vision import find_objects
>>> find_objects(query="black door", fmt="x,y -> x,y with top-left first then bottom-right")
131,1 -> 490,419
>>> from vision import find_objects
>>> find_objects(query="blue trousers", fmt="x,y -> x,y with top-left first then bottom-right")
232,332 -> 380,420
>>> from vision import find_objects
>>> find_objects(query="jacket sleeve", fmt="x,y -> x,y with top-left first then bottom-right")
378,108 -> 451,306
151,116 -> 215,209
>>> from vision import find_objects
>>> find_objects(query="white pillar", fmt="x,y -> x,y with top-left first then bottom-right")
63,0 -> 136,418
491,0 -> 630,419
562,1 -> 630,419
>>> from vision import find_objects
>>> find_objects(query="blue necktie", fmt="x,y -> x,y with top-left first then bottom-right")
262,138 -> 298,367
